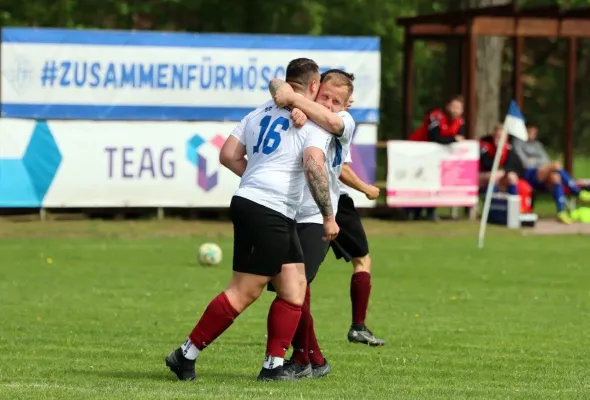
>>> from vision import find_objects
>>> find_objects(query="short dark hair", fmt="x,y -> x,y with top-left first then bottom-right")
446,94 -> 464,104
286,58 -> 319,87
320,69 -> 355,82
526,122 -> 537,129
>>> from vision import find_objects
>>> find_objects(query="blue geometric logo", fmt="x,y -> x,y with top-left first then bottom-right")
0,121 -> 62,207
185,133 -> 225,192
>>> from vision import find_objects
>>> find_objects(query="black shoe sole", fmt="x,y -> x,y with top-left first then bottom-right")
347,337 -> 386,347
257,375 -> 297,382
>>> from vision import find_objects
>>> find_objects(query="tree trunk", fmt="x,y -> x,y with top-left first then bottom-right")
467,0 -> 510,138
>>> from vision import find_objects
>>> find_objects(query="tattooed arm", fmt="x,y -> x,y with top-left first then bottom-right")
269,78 -> 289,100
303,147 -> 333,217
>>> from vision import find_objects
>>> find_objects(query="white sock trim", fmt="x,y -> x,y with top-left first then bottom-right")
263,355 -> 284,369
181,338 -> 200,360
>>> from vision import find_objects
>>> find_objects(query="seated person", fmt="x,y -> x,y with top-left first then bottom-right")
513,123 -> 590,224
408,95 -> 465,221
479,124 -> 521,196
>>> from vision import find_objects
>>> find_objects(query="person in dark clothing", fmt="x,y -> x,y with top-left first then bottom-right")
479,123 -> 520,195
408,95 -> 465,220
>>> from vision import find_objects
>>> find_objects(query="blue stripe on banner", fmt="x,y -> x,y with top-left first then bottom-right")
1,28 -> 380,52
0,104 -> 380,123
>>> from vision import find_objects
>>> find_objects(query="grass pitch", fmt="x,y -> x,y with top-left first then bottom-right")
0,220 -> 589,399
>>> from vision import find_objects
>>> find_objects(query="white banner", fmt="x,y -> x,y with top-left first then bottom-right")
0,119 -> 376,208
386,140 -> 479,207
1,28 -> 380,123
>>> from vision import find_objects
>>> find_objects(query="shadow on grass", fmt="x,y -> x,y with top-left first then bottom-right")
70,368 -> 253,381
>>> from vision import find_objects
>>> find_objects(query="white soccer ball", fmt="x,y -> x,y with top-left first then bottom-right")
198,243 -> 223,266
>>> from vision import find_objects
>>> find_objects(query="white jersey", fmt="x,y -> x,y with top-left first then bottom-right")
231,100 -> 332,219
338,151 -> 353,196
296,111 -> 355,224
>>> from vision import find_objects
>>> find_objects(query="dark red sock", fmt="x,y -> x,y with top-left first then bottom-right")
308,314 -> 325,365
188,292 -> 240,350
292,286 -> 311,366
350,271 -> 371,326
266,297 -> 302,358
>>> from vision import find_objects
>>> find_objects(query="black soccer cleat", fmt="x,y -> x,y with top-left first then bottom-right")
165,348 -> 197,381
311,359 -> 331,378
282,359 -> 312,379
347,325 -> 385,347
257,365 -> 300,381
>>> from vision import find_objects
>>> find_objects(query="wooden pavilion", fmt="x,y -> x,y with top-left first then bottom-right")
397,4 -> 590,173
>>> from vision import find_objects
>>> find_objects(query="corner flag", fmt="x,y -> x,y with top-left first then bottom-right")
478,100 -> 527,248
503,100 -> 528,141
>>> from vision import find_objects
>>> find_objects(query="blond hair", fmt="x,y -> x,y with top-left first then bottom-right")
322,71 -> 354,99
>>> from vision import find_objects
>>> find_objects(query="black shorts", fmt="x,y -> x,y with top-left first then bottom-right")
267,223 -> 330,292
231,196 -> 304,277
330,194 -> 369,262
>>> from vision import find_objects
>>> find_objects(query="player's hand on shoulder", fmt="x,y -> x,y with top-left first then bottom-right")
365,185 -> 380,200
270,78 -> 295,107
291,108 -> 308,128
322,216 -> 339,241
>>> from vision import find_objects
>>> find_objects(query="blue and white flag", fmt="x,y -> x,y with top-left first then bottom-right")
502,100 -> 528,141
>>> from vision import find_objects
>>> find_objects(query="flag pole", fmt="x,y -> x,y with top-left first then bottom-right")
478,126 -> 509,249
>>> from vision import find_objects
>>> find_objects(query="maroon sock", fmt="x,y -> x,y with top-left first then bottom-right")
292,286 -> 311,366
307,287 -> 325,365
266,297 -> 302,359
308,314 -> 325,365
350,271 -> 371,326
188,292 -> 240,350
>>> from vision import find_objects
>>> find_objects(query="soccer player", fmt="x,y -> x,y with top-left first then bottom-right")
268,69 -> 356,379
272,69 -> 384,354
513,123 -> 590,224
165,58 -> 339,382
331,118 -> 384,347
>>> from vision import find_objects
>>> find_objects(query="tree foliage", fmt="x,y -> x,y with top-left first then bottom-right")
1,0 -> 590,153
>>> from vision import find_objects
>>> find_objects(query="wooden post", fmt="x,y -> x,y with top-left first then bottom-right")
402,31 -> 415,139
461,38 -> 468,98
465,20 -> 477,139
565,37 -> 576,174
512,36 -> 524,108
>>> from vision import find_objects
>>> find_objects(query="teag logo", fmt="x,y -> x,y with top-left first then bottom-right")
186,134 -> 226,191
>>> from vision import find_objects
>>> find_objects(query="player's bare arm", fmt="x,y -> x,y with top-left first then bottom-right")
269,78 -> 344,136
303,147 -> 334,217
219,136 -> 247,177
340,163 -> 380,200
269,78 -> 294,107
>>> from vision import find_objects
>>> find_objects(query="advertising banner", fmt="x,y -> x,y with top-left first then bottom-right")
386,140 -> 479,207
0,119 -> 377,208
1,28 -> 380,123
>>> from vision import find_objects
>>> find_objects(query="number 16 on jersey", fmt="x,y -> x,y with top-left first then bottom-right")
253,116 -> 290,155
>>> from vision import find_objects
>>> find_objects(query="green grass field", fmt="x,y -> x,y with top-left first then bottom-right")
1,220 -> 589,399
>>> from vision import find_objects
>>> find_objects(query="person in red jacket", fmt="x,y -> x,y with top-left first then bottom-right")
408,95 -> 465,220
409,95 -> 465,143
479,124 -> 521,195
